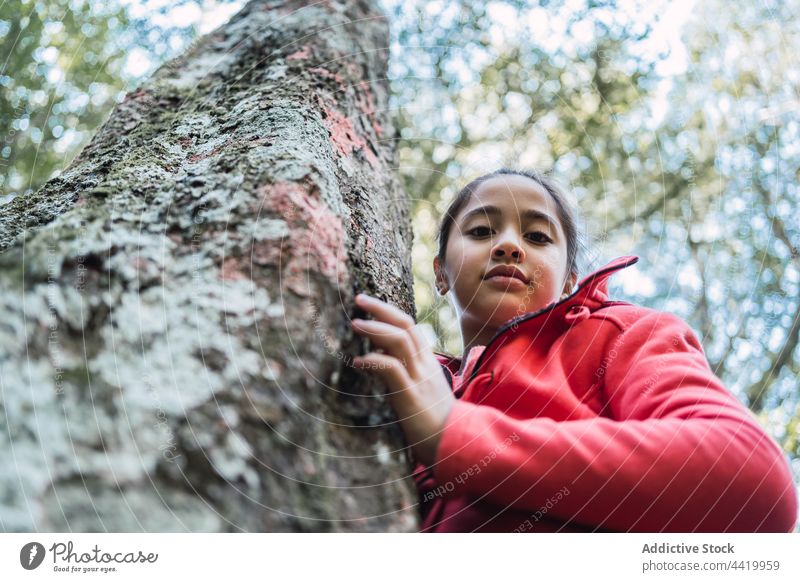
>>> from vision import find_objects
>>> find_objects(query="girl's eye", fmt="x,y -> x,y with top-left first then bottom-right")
467,227 -> 552,243
467,226 -> 492,237
526,231 -> 552,244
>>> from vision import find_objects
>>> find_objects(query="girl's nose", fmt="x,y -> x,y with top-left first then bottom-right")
491,232 -> 525,261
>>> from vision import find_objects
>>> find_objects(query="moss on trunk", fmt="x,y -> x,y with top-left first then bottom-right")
0,0 -> 417,532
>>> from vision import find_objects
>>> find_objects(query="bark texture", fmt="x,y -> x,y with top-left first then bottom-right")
0,0 -> 418,531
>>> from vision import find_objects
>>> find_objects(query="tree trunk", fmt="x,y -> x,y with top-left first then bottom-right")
0,0 -> 418,532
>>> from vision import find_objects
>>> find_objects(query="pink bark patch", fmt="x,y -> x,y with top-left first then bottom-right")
250,240 -> 283,267
254,181 -> 347,296
286,46 -> 311,61
308,67 -> 344,85
320,101 -> 379,167
187,140 -> 231,163
219,257 -> 248,281
354,81 -> 382,137
123,88 -> 153,104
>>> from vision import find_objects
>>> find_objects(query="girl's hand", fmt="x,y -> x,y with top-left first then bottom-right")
350,293 -> 455,466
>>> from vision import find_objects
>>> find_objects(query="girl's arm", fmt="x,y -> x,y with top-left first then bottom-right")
432,310 -> 798,532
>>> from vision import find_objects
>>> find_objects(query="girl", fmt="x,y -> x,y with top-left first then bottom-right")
350,168 -> 798,532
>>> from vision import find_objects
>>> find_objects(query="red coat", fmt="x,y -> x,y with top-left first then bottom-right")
414,256 -> 798,532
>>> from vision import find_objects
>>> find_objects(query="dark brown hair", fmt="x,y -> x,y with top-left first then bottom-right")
436,168 -> 582,281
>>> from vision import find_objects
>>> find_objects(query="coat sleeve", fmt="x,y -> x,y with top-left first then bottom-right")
431,310 -> 798,532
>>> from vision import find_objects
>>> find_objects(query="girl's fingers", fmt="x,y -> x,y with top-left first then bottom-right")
354,294 -> 425,352
351,319 -> 422,377
355,294 -> 417,330
352,353 -> 411,392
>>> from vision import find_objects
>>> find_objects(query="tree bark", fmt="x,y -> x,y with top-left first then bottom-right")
0,0 -> 418,532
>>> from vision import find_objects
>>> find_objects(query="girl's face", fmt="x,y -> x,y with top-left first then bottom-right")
434,175 -> 576,347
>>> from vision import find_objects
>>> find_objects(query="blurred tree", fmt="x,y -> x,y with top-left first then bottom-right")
0,0 -> 223,203
1,0 -> 130,201
644,0 -> 800,464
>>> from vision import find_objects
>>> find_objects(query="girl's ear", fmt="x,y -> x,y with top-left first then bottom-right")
433,256 -> 449,296
560,272 -> 577,300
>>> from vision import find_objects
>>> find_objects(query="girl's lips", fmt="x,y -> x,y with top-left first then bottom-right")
484,275 -> 528,289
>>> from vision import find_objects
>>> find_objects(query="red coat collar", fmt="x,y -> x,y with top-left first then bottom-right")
563,254 -> 639,306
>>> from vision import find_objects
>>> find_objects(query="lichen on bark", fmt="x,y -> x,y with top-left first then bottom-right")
0,0 -> 417,532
